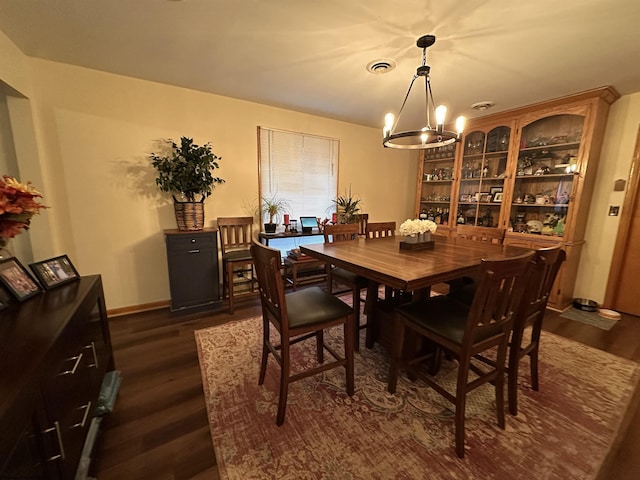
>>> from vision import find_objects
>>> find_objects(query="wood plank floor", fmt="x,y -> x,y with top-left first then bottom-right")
92,292 -> 640,479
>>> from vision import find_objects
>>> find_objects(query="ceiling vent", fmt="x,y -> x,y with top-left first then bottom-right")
470,101 -> 495,111
366,59 -> 396,74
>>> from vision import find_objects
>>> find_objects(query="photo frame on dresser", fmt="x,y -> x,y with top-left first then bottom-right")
0,257 -> 42,301
29,255 -> 80,290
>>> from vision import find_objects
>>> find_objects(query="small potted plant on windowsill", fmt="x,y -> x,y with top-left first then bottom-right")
332,187 -> 362,224
261,194 -> 290,233
150,137 -> 225,231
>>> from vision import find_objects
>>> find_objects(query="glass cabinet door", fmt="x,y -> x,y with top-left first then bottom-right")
418,143 -> 456,226
457,126 -> 510,227
509,114 -> 583,237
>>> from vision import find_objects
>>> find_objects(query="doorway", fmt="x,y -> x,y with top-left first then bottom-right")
605,125 -> 640,315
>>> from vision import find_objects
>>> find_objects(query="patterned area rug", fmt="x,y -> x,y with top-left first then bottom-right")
560,307 -> 618,330
195,317 -> 640,480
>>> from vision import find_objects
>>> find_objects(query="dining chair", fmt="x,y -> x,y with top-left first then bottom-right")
447,225 -> 507,295
455,225 -> 506,244
506,246 -> 566,415
217,216 -> 255,314
324,223 -> 369,351
449,246 -> 565,416
387,251 -> 534,458
250,241 -> 355,425
365,221 -> 396,239
354,213 -> 369,237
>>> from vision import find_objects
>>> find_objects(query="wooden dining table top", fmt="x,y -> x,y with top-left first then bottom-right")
300,236 -> 532,292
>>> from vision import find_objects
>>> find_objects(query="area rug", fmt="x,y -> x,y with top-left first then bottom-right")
560,307 -> 618,331
195,317 -> 640,480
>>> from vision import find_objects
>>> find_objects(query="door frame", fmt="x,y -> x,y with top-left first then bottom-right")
604,125 -> 640,309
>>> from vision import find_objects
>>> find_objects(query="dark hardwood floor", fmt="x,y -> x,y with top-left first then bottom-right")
92,291 -> 640,479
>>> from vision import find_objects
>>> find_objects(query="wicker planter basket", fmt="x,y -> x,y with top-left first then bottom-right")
174,200 -> 204,231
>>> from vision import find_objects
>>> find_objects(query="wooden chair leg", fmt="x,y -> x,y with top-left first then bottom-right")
226,262 -> 235,315
530,322 -> 542,391
276,341 -> 290,426
353,287 -> 361,352
258,319 -> 270,385
316,330 -> 324,363
345,313 -> 355,396
508,328 -> 524,416
454,386 -> 467,459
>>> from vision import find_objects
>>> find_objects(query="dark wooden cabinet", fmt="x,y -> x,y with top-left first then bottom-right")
0,275 -> 114,480
164,228 -> 221,312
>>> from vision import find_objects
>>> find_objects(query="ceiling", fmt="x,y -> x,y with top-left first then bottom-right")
1,0 -> 639,132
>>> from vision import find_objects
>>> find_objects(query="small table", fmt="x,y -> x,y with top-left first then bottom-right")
258,229 -> 324,246
283,255 -> 327,290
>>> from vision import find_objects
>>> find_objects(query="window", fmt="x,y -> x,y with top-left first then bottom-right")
258,126 -> 338,224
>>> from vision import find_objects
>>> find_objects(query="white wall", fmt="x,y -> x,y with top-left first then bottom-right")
1,30 -> 638,310
574,92 -> 640,304
19,58 -> 415,310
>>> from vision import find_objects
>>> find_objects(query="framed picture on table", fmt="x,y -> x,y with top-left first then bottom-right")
29,255 -> 80,290
0,257 -> 42,301
493,192 -> 504,203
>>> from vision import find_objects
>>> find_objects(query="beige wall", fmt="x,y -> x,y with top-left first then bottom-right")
18,58 -> 415,310
574,92 -> 640,304
1,30 -> 639,310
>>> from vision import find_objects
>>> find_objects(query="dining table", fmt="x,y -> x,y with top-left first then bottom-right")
301,235 -> 532,350
300,235 -> 531,293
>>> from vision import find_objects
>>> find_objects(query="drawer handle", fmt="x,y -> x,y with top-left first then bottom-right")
59,353 -> 83,376
43,421 -> 66,461
72,401 -> 92,428
188,249 -> 200,254
84,342 -> 98,368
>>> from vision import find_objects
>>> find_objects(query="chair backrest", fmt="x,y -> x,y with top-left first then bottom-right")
456,225 -> 505,244
217,217 -> 253,254
353,213 -> 369,236
464,252 -> 535,344
324,223 -> 360,244
365,221 -> 396,239
250,241 -> 288,333
517,246 -> 566,328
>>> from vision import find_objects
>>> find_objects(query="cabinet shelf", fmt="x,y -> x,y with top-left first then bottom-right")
520,141 -> 581,152
511,203 -> 570,208
515,173 -> 576,179
422,179 -> 452,184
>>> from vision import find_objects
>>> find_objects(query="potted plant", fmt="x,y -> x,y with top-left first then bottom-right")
332,187 -> 362,224
261,194 -> 290,233
150,137 -> 224,231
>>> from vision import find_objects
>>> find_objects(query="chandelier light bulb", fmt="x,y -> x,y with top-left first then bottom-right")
435,105 -> 447,125
421,132 -> 428,144
384,112 -> 395,129
456,116 -> 466,134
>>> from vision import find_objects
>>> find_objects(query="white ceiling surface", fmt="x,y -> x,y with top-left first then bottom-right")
1,0 -> 640,131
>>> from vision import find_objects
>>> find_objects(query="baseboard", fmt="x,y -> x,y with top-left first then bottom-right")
107,300 -> 169,317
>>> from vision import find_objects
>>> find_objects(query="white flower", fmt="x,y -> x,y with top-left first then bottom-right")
399,219 -> 437,236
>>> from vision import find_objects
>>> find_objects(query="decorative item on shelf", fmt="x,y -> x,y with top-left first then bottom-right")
398,219 -> 436,250
150,137 -> 224,231
261,194 -> 290,234
382,34 -> 465,150
332,187 -> 361,224
0,175 -> 48,258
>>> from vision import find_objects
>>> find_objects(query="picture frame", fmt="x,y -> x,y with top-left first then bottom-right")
29,255 -> 80,290
460,193 -> 472,203
490,186 -> 503,196
0,257 -> 42,301
493,192 -> 504,203
479,192 -> 492,203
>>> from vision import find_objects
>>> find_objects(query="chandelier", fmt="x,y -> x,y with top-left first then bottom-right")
382,35 -> 466,150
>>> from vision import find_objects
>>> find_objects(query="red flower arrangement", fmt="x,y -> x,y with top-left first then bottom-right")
0,175 -> 47,243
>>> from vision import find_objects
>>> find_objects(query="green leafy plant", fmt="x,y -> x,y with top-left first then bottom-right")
332,187 -> 361,224
150,137 -> 225,202
261,194 -> 290,224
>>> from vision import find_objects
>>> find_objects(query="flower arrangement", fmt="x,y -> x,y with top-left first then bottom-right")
0,175 -> 47,243
399,218 -> 437,237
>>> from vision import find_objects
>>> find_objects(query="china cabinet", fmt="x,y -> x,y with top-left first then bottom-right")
414,86 -> 619,308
